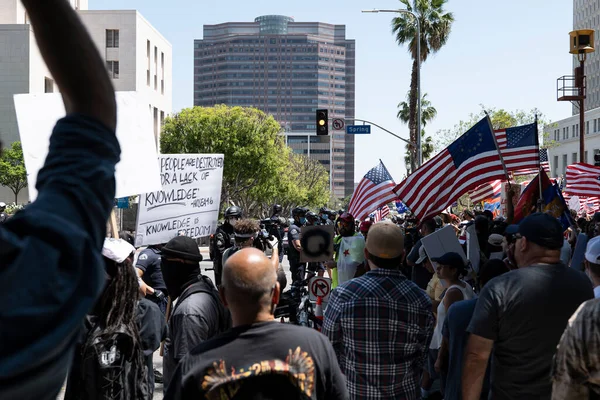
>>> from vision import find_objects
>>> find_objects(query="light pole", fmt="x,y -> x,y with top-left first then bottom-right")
363,8 -> 422,168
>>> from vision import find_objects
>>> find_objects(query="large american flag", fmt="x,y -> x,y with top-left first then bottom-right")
470,179 -> 503,203
494,123 -> 540,173
348,161 -> 397,220
394,117 -> 508,221
566,163 -> 600,197
371,205 -> 391,222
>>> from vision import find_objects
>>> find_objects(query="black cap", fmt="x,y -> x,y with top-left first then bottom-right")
162,236 -> 203,262
505,224 -> 519,236
517,212 -> 564,250
431,252 -> 465,270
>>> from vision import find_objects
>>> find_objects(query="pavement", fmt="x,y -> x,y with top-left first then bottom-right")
56,248 -> 293,399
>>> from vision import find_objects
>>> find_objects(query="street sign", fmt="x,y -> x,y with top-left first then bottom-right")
309,276 -> 332,302
346,125 -> 371,134
332,118 -> 345,131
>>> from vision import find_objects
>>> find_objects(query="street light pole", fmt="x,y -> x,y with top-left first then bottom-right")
363,8 -> 422,168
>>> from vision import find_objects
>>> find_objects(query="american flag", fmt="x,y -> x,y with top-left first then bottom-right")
394,117 -> 508,221
470,179 -> 503,203
348,161 -> 397,220
566,163 -> 600,197
511,148 -> 550,176
371,205 -> 391,222
494,123 -> 540,174
563,191 -> 600,215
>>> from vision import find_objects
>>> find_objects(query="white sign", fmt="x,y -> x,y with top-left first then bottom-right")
14,92 -> 162,201
135,154 -> 224,247
300,225 -> 335,262
466,224 -> 481,273
421,225 -> 467,266
568,196 -> 580,212
309,276 -> 332,302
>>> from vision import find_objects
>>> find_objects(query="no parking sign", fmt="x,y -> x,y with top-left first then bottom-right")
309,276 -> 332,302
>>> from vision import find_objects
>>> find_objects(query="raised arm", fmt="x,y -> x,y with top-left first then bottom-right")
21,0 -> 116,130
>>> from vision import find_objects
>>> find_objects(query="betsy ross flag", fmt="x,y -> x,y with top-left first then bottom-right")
494,123 -> 540,174
394,117 -> 508,221
566,163 -> 600,197
470,179 -> 503,203
348,161 -> 397,220
371,205 -> 391,222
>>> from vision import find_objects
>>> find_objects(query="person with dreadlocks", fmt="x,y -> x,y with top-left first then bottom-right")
65,238 -> 166,400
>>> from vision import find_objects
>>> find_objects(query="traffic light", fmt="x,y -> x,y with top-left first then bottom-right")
594,153 -> 600,167
316,109 -> 328,135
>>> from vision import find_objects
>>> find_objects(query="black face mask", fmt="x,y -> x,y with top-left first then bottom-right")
161,259 -> 199,300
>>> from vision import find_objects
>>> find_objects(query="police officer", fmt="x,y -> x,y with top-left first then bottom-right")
0,202 -> 7,223
319,207 -> 332,225
212,206 -> 242,286
287,207 -> 308,284
136,244 -> 168,315
306,211 -> 326,277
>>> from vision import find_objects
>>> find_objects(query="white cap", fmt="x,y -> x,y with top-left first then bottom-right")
585,236 -> 600,264
416,245 -> 429,264
102,238 -> 135,263
0,202 -> 6,207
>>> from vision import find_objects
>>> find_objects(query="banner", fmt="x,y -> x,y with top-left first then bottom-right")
135,154 -> 224,247
14,92 -> 162,201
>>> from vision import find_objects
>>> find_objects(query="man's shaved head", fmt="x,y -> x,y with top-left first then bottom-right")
221,248 -> 279,324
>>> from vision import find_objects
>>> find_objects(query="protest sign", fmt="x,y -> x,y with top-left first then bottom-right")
14,92 -> 162,201
135,154 -> 224,247
501,182 -> 521,217
570,233 -> 588,271
466,224 -> 481,273
421,225 -> 467,265
300,225 -> 335,263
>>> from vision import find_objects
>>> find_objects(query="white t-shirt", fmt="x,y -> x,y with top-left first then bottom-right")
430,281 -> 477,349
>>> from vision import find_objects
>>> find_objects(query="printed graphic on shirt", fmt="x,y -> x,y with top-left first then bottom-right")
139,254 -> 148,260
202,347 -> 315,400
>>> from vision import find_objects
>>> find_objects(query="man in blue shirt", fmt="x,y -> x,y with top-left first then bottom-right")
0,1 -> 120,398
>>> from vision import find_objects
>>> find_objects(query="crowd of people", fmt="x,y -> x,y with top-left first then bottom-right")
4,2 -> 600,400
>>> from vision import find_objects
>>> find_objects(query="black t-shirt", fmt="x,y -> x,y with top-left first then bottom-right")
287,224 -> 302,261
467,263 -> 593,399
136,247 -> 167,294
165,321 -> 348,400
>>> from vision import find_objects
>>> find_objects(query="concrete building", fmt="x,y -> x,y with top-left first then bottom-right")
0,0 -> 172,202
193,15 -> 355,198
573,0 -> 600,113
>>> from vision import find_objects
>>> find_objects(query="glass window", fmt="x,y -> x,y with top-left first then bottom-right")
106,61 -> 119,79
106,29 -> 119,48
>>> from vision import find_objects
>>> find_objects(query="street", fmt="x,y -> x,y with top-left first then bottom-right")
56,248 -> 293,400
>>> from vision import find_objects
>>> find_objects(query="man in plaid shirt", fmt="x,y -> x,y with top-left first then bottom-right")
323,221 -> 435,399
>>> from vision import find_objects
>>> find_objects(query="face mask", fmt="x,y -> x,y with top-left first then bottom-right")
299,217 -> 307,225
161,259 -> 198,300
321,215 -> 328,221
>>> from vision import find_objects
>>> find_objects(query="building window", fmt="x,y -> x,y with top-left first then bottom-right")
585,150 -> 589,163
572,152 -> 578,164
153,107 -> 158,140
106,61 -> 119,79
106,30 -> 119,48
595,119 -> 598,132
44,77 -> 54,93
554,155 -> 559,176
562,154 -> 568,173
587,121 -> 590,134
161,52 -> 165,95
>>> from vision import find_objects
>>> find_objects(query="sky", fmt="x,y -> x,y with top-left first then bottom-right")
92,0 -> 574,184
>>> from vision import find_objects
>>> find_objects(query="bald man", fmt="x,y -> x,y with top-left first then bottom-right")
165,248 -> 348,400
323,222 -> 435,400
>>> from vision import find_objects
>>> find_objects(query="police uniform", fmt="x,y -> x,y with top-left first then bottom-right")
0,212 -> 7,223
136,246 -> 168,314
287,223 -> 306,283
212,223 -> 234,286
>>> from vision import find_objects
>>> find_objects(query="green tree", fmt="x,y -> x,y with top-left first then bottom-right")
0,141 -> 27,204
435,106 -> 553,150
160,105 -> 289,216
392,0 -> 454,172
398,92 -> 437,173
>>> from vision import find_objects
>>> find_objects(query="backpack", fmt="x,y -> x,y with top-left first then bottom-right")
78,323 -> 149,400
174,275 -> 232,334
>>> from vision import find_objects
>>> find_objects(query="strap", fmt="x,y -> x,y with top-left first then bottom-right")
173,277 -> 230,332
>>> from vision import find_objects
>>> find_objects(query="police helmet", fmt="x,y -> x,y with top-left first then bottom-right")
272,204 -> 282,214
292,207 -> 307,217
306,211 -> 318,220
225,206 -> 243,219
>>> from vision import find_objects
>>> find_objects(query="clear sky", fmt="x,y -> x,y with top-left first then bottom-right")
92,0 -> 574,184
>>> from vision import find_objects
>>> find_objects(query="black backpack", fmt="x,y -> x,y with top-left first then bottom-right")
77,323 -> 149,400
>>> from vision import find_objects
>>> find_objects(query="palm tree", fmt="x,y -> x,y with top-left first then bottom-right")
392,0 -> 454,172
398,92 -> 437,173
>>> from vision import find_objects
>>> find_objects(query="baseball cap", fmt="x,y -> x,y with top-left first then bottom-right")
162,236 -> 203,262
488,234 -> 504,247
516,213 -> 564,250
416,245 -> 429,264
365,221 -> 404,259
505,224 -> 519,236
585,236 -> 600,264
102,238 -> 135,263
431,252 -> 465,270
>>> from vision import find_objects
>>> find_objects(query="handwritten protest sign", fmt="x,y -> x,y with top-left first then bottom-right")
135,154 -> 224,247
14,92 -> 162,201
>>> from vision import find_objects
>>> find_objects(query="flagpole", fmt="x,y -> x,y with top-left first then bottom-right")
535,114 -> 543,212
485,112 -> 511,184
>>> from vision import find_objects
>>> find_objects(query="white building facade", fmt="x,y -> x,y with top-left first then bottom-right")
545,107 -> 600,177
0,1 -> 172,202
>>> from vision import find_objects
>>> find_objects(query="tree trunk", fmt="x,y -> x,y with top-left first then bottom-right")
408,58 -> 419,174
14,189 -> 18,205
